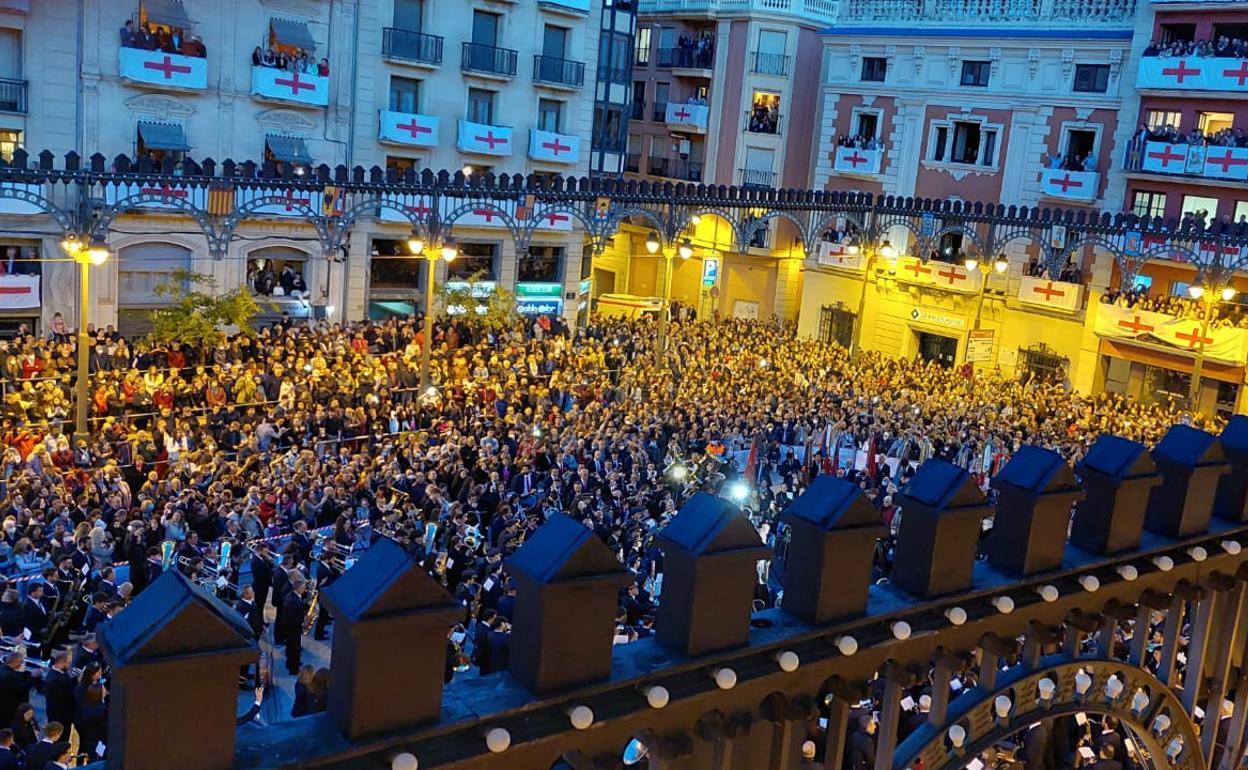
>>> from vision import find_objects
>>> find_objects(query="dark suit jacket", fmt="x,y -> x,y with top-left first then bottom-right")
23,740 -> 59,770
21,600 -> 47,640
0,747 -> 16,770
0,667 -> 32,726
236,599 -> 264,638
42,669 -> 75,726
280,592 -> 305,639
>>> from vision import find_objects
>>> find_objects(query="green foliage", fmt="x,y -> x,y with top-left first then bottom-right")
147,269 -> 261,348
435,270 -> 520,332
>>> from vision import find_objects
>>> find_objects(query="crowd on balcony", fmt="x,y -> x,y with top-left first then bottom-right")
1044,150 -> 1098,172
0,310 -> 1211,737
1134,123 -> 1248,148
118,19 -> 206,57
836,134 -> 885,150
251,46 -> 329,77
674,33 -> 714,69
1142,35 -> 1248,58
1101,286 -> 1248,329
1025,260 -> 1084,284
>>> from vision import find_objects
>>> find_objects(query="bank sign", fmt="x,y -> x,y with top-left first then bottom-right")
516,282 -> 563,315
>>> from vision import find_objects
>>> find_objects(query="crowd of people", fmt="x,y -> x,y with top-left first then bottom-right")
836,134 -> 885,151
1044,150 -> 1098,173
0,309 -> 1221,760
251,46 -> 330,78
1133,123 -> 1248,149
670,33 -> 714,70
118,19 -> 207,58
1101,285 -> 1248,329
1142,36 -> 1248,59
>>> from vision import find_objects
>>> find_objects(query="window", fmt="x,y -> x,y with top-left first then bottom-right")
654,81 -> 669,107
0,241 -> 38,277
1198,111 -> 1235,136
634,27 -> 651,65
0,29 -> 20,79
0,129 -> 18,161
1145,110 -> 1182,131
468,88 -> 495,124
854,111 -> 879,141
389,76 -> 420,113
393,0 -> 424,32
747,91 -> 781,134
1159,23 -> 1195,46
951,122 -> 981,163
246,248 -> 308,299
960,60 -> 990,87
1236,200 -> 1248,224
861,56 -> 887,82
1181,194 -> 1218,221
632,80 -> 646,103
1132,190 -> 1167,218
385,155 -> 418,176
600,32 -> 631,80
519,246 -> 563,283
1072,64 -> 1110,93
449,242 -> 497,280
370,238 -> 423,290
538,99 -> 563,132
1063,128 -> 1097,166
471,10 -> 499,46
543,25 -> 568,59
462,164 -> 492,178
755,30 -> 787,75
929,119 -> 998,167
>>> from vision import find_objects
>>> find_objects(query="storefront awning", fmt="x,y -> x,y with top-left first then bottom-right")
138,121 -> 190,151
142,0 -> 193,28
265,135 -> 312,164
270,17 -> 317,52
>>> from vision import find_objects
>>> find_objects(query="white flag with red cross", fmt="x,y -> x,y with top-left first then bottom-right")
0,275 -> 38,309
379,110 -> 439,148
528,130 -> 579,165
1017,276 -> 1081,312
457,120 -> 513,156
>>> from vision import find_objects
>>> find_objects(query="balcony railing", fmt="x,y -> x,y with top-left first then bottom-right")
630,101 -> 646,120
656,47 -> 714,71
533,55 -> 585,87
0,78 -> 27,114
624,153 -> 640,173
1123,139 -> 1248,183
638,0 -> 836,25
744,110 -> 783,135
751,51 -> 789,76
738,168 -> 775,188
648,157 -> 704,182
839,0 -> 1134,22
461,42 -> 519,77
382,28 -> 444,66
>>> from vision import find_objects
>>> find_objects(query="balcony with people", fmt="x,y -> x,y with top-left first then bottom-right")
664,97 -> 709,134
250,19 -> 330,107
656,32 -> 714,77
1138,35 -> 1248,94
745,92 -> 782,136
1039,143 -> 1100,203
832,134 -> 885,177
117,1 -> 208,90
1123,122 -> 1248,184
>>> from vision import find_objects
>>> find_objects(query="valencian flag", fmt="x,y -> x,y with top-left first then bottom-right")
207,184 -> 234,216
322,185 -> 345,217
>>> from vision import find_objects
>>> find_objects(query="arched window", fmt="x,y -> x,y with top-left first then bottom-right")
247,246 -> 309,300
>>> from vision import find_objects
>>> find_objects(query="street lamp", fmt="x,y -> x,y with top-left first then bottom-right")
645,231 -> 661,254
849,238 -> 896,356
62,235 -> 109,444
652,234 -> 692,366
993,255 -> 1009,274
1186,282 -> 1234,412
414,231 -> 457,390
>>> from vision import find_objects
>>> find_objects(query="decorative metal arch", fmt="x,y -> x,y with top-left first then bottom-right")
603,205 -> 671,246
521,201 -> 601,254
988,225 -> 1063,279
679,204 -> 743,237
873,213 -> 930,255
809,209 -> 869,246
928,223 -> 990,260
221,196 -> 332,257
899,657 -> 1203,770
441,201 -> 523,250
326,195 -> 431,251
0,185 -> 76,235
738,209 -> 809,253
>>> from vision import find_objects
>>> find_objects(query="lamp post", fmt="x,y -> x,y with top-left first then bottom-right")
647,231 -> 692,366
408,231 -> 458,392
847,238 -> 896,356
1186,284 -> 1236,413
62,236 -> 110,444
966,253 -> 1010,335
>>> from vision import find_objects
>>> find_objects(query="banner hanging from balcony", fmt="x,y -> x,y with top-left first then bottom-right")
1136,57 -> 1248,94
119,48 -> 208,90
378,110 -> 439,148
102,182 -> 197,211
0,275 -> 38,309
832,146 -> 882,176
1095,303 -> 1248,362
664,103 -> 708,132
815,241 -> 864,271
528,129 -> 579,164
894,257 -> 981,293
457,121 -> 513,156
1139,141 -> 1248,182
237,186 -> 324,219
250,66 -> 329,106
1038,168 -> 1098,202
1017,276 -> 1081,312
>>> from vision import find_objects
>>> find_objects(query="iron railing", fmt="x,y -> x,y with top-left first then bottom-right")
533,55 -> 585,87
461,42 -> 519,77
381,28 -> 444,66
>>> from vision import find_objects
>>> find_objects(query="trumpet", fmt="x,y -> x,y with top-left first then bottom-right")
22,657 -> 83,678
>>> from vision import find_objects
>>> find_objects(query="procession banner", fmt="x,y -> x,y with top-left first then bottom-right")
1136,57 -> 1248,94
528,129 -> 579,164
1095,303 -> 1248,362
1017,276 -> 1081,312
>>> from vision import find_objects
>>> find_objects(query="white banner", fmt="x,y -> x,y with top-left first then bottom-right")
1200,146 -> 1248,181
0,275 -> 38,308
528,129 -> 579,164
815,241 -> 864,271
1095,303 -> 1248,363
1017,276 -> 1081,312
1136,57 -> 1248,93
1141,141 -> 1188,174
236,186 -> 323,219
250,66 -> 329,107
118,48 -> 208,90
895,257 -> 980,293
378,110 -> 439,148
664,102 -> 709,131
102,182 -> 195,211
833,146 -> 882,175
457,121 -> 514,156
1038,168 -> 1098,202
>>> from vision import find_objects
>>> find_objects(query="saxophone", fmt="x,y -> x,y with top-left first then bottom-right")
301,579 -> 319,636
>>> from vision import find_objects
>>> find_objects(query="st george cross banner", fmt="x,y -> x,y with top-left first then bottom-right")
0,275 -> 38,309
528,130 -> 579,164
119,48 -> 208,90
1137,57 -> 1248,94
815,241 -> 864,271
378,110 -> 439,148
457,121 -> 513,156
895,257 -> 980,293
1017,276 -> 1081,312
1095,304 -> 1248,362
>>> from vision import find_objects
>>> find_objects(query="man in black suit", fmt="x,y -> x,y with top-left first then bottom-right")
22,722 -> 63,770
0,652 -> 34,727
42,653 -> 74,735
249,543 -> 273,611
845,715 -> 876,770
71,635 -> 103,672
41,740 -> 73,770
281,580 -> 308,675
0,729 -> 17,770
235,586 -> 265,687
271,556 -> 296,645
1091,743 -> 1123,770
22,584 -> 49,650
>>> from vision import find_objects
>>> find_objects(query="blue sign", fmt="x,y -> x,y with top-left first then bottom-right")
921,212 -> 936,237
702,258 -> 720,288
517,298 -> 564,316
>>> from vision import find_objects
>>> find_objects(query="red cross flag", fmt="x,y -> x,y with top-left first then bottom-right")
1201,147 -> 1248,181
528,129 -> 579,165
251,66 -> 327,106
379,110 -> 439,148
833,146 -> 881,175
816,241 -> 865,271
457,120 -> 513,156
120,48 -> 208,90
0,275 -> 38,309
376,194 -> 436,224
1142,142 -> 1189,173
1039,168 -> 1096,202
1017,276 -> 1081,312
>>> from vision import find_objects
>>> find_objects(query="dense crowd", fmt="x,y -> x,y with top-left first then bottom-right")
250,46 -> 329,77
1101,286 -> 1248,329
1142,36 -> 1248,58
1134,123 -> 1248,149
836,135 -> 885,151
118,19 -> 207,58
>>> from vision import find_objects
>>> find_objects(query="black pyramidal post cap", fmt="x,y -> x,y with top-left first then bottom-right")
321,537 -> 463,739
1145,424 -> 1224,537
100,569 -> 257,770
779,475 -> 886,624
891,459 -> 990,598
656,492 -> 772,656
1215,415 -> 1248,522
1070,434 -> 1159,554
507,513 -> 633,693
988,446 -> 1085,575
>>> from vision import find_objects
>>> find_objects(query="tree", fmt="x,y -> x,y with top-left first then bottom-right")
435,270 -> 520,333
147,269 -> 261,348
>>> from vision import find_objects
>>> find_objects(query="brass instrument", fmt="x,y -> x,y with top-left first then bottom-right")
449,625 -> 471,673
302,579 -> 319,636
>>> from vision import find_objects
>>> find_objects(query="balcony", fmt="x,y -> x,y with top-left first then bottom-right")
751,52 -> 789,76
461,42 -> 519,78
533,55 -> 585,89
1038,167 -> 1099,203
251,66 -> 329,107
657,47 -> 714,76
832,145 -> 883,176
838,0 -> 1134,23
119,48 -> 207,91
1136,57 -> 1248,95
631,101 -> 647,120
744,110 -> 783,135
648,157 -> 703,182
738,168 -> 775,188
0,78 -> 26,114
1123,140 -> 1248,184
624,153 -> 640,172
382,28 -> 444,67
664,102 -> 709,133
638,0 -> 836,25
